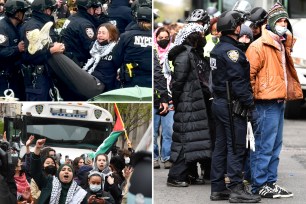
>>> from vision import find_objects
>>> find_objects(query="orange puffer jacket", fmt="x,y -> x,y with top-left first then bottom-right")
246,26 -> 303,101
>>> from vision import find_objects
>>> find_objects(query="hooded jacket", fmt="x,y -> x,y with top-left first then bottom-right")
246,26 -> 303,100
169,44 -> 211,163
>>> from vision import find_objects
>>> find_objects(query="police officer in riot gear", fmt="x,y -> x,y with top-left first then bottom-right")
248,7 -> 267,41
209,11 -> 260,203
60,0 -> 99,67
20,0 -> 65,101
113,0 -> 152,88
0,0 -> 29,100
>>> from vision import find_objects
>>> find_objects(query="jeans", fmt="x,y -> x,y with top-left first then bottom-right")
153,106 -> 174,162
250,100 -> 284,193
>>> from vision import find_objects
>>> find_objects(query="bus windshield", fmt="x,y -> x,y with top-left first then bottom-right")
21,116 -> 112,150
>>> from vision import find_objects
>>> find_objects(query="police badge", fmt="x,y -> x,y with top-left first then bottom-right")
94,109 -> 102,119
227,50 -> 239,62
86,28 -> 94,39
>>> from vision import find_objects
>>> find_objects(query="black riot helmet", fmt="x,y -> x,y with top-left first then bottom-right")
217,10 -> 244,33
250,7 -> 267,27
131,0 -> 152,22
4,0 -> 29,16
31,0 -> 56,12
77,0 -> 99,10
186,9 -> 210,25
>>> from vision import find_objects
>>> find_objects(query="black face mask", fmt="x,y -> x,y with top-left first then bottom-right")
99,40 -> 109,46
44,165 -> 57,175
237,42 -> 250,52
157,39 -> 170,49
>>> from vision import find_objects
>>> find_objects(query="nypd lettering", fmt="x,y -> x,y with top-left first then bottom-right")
134,36 -> 152,47
227,50 -> 239,62
0,34 -> 8,44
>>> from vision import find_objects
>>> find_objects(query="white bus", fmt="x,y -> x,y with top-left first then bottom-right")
4,103 -> 114,160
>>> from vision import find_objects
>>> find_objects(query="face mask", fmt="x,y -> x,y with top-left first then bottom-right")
237,42 -> 250,52
124,157 -> 130,164
90,184 -> 101,192
157,39 -> 170,49
275,25 -> 287,36
212,35 -> 219,44
99,40 -> 109,46
44,165 -> 57,175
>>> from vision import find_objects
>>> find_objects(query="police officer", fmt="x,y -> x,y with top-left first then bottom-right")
209,11 -> 260,203
60,0 -> 98,67
108,0 -> 133,34
0,0 -> 29,101
248,7 -> 267,41
113,0 -> 152,88
20,0 -> 65,101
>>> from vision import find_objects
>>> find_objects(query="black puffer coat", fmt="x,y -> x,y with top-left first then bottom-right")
169,44 -> 211,163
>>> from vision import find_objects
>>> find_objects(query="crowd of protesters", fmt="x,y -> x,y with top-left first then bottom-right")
154,0 -> 302,203
0,132 -> 137,204
0,0 -> 152,101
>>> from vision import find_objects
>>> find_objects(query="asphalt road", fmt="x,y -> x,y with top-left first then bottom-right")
154,118 -> 306,204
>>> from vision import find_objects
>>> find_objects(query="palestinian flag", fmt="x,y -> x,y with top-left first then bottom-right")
89,104 -> 125,159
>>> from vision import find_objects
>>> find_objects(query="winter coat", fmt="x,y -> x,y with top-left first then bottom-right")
169,44 -> 211,163
246,26 -> 303,101
154,49 -> 168,108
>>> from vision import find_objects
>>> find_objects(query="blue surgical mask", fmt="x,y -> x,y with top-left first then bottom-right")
89,184 -> 101,192
275,25 -> 287,36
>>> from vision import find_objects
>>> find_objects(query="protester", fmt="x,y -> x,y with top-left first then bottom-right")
246,2 -> 302,198
166,23 -> 211,187
30,139 -> 87,203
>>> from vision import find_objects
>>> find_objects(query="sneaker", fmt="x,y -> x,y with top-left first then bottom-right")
268,183 -> 294,198
164,161 -> 172,169
154,160 -> 160,169
256,184 -> 280,198
229,183 -> 261,203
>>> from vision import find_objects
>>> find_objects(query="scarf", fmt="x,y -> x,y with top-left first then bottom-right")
82,41 -> 116,73
153,27 -> 173,65
49,176 -> 87,204
14,173 -> 30,195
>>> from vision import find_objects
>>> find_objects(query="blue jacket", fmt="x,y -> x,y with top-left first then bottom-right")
113,23 -> 152,87
108,0 -> 133,34
210,36 -> 253,107
61,9 -> 97,65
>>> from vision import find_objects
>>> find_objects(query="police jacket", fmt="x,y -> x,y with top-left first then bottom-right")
108,0 -> 133,34
246,27 -> 303,101
210,36 -> 253,108
60,8 -> 97,65
0,16 -> 22,72
19,11 -> 58,65
154,49 -> 168,108
169,44 -> 211,163
112,23 -> 152,86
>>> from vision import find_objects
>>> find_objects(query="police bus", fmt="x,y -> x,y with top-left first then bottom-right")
4,103 -> 114,160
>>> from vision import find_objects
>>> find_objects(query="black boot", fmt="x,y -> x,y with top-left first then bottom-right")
229,183 -> 261,203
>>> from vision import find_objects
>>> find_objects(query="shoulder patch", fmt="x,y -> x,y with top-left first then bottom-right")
227,50 -> 239,62
0,34 -> 8,44
85,28 -> 94,39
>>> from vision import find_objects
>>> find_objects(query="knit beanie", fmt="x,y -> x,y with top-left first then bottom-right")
267,2 -> 288,34
239,24 -> 253,41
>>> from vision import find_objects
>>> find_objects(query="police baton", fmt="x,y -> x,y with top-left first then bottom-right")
226,81 -> 236,154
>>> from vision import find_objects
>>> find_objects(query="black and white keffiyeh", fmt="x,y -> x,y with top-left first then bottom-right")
163,23 -> 205,77
82,41 -> 116,74
49,176 -> 87,204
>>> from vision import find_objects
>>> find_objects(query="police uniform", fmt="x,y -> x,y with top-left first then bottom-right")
113,23 -> 152,88
60,9 -> 96,66
20,10 -> 59,101
0,16 -> 25,100
210,35 -> 254,192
